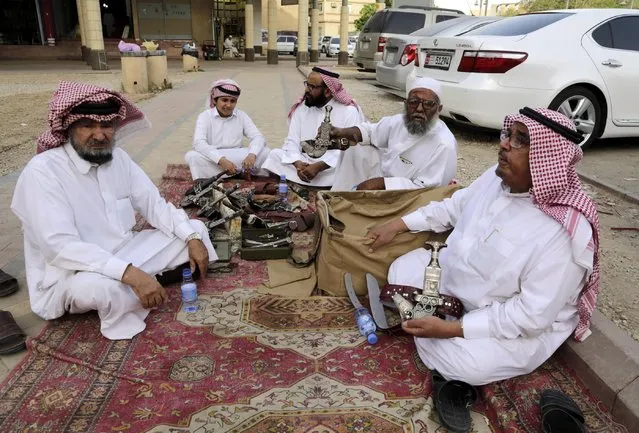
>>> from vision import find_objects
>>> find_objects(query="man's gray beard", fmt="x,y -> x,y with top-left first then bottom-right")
404,112 -> 439,136
70,135 -> 115,165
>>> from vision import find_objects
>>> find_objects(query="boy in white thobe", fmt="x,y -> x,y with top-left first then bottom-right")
185,79 -> 269,180
262,67 -> 365,187
367,108 -> 599,386
331,77 -> 457,191
11,81 -> 217,340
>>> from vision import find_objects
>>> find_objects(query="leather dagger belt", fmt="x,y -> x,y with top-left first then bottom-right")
381,284 -> 464,319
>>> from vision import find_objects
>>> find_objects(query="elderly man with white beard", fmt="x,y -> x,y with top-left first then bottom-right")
330,77 -> 457,191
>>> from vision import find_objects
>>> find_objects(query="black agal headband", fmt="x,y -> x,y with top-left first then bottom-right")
312,66 -> 339,79
70,99 -> 121,115
519,107 -> 583,144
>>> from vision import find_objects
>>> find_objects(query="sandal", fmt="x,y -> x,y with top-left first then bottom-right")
0,269 -> 19,297
432,370 -> 477,433
540,389 -> 587,433
0,310 -> 27,355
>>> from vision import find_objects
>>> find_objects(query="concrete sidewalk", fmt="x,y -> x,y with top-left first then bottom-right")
0,61 -> 303,380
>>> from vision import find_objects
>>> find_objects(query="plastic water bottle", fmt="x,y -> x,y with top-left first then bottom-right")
355,307 -> 378,344
278,175 -> 288,203
180,269 -> 199,313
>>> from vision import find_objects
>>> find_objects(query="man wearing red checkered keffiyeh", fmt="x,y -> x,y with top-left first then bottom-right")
502,107 -> 599,343
36,80 -> 149,154
12,81 -> 217,341
262,67 -> 366,186
186,78 -> 269,180
366,107 -> 598,387
287,66 -> 362,120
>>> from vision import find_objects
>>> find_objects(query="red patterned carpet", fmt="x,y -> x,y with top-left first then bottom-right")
0,165 -> 628,433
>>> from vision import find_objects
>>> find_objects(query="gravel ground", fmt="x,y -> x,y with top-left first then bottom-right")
341,76 -> 639,341
0,65 -> 190,176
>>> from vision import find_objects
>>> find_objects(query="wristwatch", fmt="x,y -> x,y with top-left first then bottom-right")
186,232 -> 202,242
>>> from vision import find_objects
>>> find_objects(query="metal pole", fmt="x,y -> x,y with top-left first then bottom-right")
35,0 -> 45,45
484,0 -> 489,16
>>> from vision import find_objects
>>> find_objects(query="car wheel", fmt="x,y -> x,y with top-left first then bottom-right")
548,86 -> 603,149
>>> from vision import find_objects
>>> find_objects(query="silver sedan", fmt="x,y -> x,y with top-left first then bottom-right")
376,16 -> 502,97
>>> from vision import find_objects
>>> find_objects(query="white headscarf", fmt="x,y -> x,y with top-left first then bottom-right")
406,76 -> 442,100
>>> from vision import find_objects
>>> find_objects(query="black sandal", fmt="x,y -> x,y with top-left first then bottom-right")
0,310 -> 27,355
540,389 -> 587,433
0,269 -> 19,297
432,370 -> 477,433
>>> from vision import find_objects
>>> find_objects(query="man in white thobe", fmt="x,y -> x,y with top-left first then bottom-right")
367,107 -> 600,386
11,81 -> 218,340
185,79 -> 269,180
262,66 -> 365,187
330,77 -> 457,191
224,36 -> 240,58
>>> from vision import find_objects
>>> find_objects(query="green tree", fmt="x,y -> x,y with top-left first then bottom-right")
519,0 -> 628,13
355,4 -> 377,31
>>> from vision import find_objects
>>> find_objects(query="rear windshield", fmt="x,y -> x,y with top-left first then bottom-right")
363,11 -> 385,33
384,12 -> 426,34
463,13 -> 571,36
410,17 -> 468,37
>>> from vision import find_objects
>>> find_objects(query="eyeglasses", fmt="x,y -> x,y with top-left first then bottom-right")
500,128 -> 530,149
406,98 -> 439,110
304,80 -> 325,91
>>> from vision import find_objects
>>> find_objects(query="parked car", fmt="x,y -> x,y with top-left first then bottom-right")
408,9 -> 639,148
376,16 -> 501,94
276,35 -> 297,55
354,6 -> 464,71
320,35 -> 333,54
326,37 -> 356,57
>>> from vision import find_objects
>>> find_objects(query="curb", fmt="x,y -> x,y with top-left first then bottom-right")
298,63 -> 638,429
558,311 -> 639,429
577,170 -> 639,206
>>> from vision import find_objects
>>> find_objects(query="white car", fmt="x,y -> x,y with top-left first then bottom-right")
376,16 -> 501,95
276,35 -> 297,55
326,37 -> 356,57
408,9 -> 639,148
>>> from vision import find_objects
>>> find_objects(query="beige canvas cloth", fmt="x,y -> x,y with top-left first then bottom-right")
257,259 -> 317,297
315,186 -> 461,296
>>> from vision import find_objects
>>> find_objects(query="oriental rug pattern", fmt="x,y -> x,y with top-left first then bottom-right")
0,165 -> 627,433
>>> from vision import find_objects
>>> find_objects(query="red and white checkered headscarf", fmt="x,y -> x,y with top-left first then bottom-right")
36,81 -> 148,154
288,66 -> 361,119
206,78 -> 241,109
504,108 -> 599,342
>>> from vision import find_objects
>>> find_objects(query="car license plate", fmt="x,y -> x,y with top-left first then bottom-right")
362,42 -> 369,51
423,52 -> 452,70
384,52 -> 396,64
